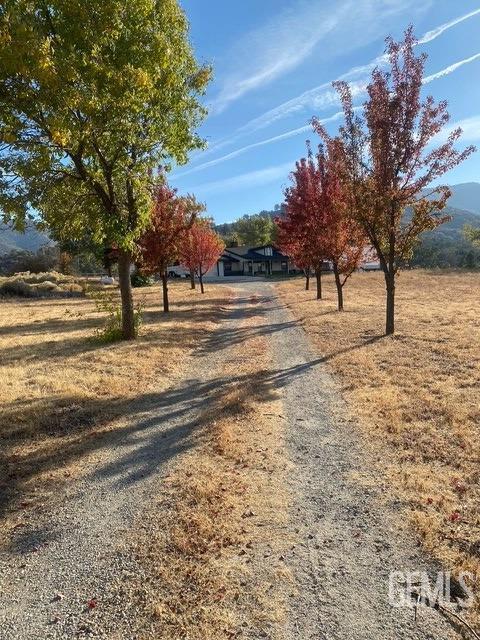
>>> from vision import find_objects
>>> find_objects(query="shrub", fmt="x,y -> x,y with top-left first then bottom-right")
0,272 -> 85,297
88,288 -> 143,343
15,270 -> 75,285
0,246 -> 59,275
131,271 -> 154,288
0,278 -> 34,297
34,280 -> 59,292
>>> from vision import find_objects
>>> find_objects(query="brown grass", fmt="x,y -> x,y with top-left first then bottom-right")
0,282 -> 229,543
277,269 -> 480,623
129,294 -> 290,640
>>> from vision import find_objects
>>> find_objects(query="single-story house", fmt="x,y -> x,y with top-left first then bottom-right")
204,244 -> 381,279
207,245 -> 292,278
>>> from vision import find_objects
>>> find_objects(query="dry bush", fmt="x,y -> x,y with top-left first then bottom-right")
0,282 -> 229,543
277,269 -> 480,624
0,271 -> 84,297
13,270 -> 75,285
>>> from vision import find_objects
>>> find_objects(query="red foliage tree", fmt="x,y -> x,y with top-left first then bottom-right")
276,227 -> 313,290
138,184 -> 202,312
315,139 -> 368,310
314,26 -> 475,333
277,151 -> 328,300
180,220 -> 225,293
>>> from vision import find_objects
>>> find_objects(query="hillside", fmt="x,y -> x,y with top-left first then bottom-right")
0,223 -> 53,256
216,184 -> 480,237
425,204 -> 480,238
443,182 -> 480,214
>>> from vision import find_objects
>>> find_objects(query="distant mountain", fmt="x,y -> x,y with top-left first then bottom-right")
0,223 -> 53,256
444,183 -> 480,215
430,204 -> 480,238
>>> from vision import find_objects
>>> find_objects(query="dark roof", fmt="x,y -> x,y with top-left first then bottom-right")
225,245 -> 288,261
224,245 -> 253,257
219,252 -> 241,262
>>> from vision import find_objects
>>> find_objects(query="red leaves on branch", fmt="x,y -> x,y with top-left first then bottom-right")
138,184 -> 200,277
180,221 -> 224,293
313,26 -> 475,333
277,140 -> 367,309
138,181 -> 204,311
277,148 -> 328,300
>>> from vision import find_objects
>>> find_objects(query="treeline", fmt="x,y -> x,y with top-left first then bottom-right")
215,206 -> 284,247
413,233 -> 480,269
214,203 -> 480,269
0,237 -> 109,276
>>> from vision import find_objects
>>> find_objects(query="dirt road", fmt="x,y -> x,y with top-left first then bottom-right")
0,282 -> 460,639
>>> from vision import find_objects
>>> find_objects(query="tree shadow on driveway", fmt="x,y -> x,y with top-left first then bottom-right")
0,287 -> 386,551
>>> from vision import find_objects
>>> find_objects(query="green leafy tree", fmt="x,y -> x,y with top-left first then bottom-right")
464,225 -> 480,248
235,213 -> 277,246
0,0 -> 210,338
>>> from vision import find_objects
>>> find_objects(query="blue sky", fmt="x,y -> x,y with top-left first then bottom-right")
172,1 -> 480,224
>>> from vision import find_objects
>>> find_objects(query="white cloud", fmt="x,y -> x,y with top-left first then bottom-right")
178,7 -> 480,189
211,4 -> 340,115
209,6 -> 480,148
418,7 -> 480,44
196,162 -> 294,195
434,114 -> 480,144
172,126 -> 310,180
211,0 -> 429,114
185,51 -> 480,184
237,78 -> 368,137
177,50 -> 480,180
173,110 -> 348,180
423,52 -> 480,84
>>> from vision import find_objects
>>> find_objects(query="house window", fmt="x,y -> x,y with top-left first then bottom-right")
265,246 -> 273,256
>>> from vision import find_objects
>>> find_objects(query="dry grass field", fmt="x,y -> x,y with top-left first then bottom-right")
277,270 -> 480,622
0,281 -> 229,542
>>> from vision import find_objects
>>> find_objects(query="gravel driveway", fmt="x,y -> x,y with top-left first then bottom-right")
253,282 -> 460,640
0,281 -> 461,639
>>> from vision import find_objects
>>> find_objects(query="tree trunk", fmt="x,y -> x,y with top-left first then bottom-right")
161,271 -> 169,313
333,262 -> 344,311
385,271 -> 395,335
117,250 -> 135,340
305,270 -> 310,290
190,272 -> 196,290
199,272 -> 204,294
315,268 -> 322,300
385,207 -> 396,335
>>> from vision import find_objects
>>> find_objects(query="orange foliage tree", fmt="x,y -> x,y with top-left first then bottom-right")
315,139 -> 367,311
277,151 -> 328,300
314,27 -> 475,333
180,220 -> 225,293
138,183 -> 202,312
278,141 -> 367,309
276,228 -> 313,291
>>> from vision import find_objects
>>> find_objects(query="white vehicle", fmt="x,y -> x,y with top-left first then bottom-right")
100,275 -> 115,285
167,265 -> 191,278
361,261 -> 381,271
